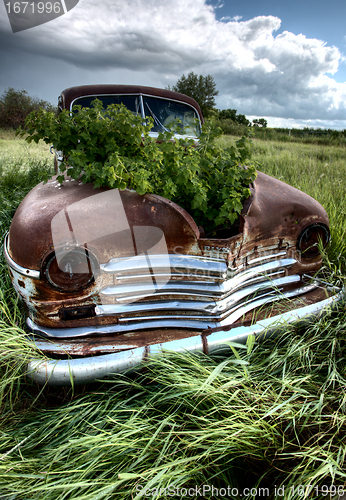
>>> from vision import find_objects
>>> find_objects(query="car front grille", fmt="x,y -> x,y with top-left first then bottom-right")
96,252 -> 316,330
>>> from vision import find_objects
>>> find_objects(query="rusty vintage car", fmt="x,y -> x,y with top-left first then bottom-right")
4,84 -> 344,385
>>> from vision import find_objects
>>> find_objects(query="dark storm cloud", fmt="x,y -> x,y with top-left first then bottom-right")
1,0 -> 345,127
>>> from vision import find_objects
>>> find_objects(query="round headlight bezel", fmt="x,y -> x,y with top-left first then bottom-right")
297,223 -> 330,259
42,246 -> 99,292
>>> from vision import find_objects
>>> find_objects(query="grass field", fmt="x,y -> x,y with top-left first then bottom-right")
0,131 -> 345,499
0,129 -> 53,172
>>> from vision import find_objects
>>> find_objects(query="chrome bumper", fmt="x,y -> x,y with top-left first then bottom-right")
27,288 -> 344,386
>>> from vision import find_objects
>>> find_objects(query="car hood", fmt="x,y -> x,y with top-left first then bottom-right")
8,171 -> 329,272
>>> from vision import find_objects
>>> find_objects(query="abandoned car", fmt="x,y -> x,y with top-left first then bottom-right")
4,84 -> 344,385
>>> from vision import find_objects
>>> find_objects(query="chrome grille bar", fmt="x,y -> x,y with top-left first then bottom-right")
100,258 -> 297,301
27,282 -> 319,339
100,254 -> 227,278
96,275 -> 301,320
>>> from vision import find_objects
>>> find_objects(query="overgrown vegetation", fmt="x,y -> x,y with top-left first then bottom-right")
19,100 -> 257,231
0,131 -> 345,499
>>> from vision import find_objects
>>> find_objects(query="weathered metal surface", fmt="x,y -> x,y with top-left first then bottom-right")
28,286 -> 342,357
27,287 -> 344,386
6,167 -> 332,334
8,183 -> 201,272
239,171 -> 328,275
26,278 -> 322,339
3,234 -> 40,279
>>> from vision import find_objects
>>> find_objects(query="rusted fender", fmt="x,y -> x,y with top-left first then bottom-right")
8,180 -> 201,271
242,171 -> 329,245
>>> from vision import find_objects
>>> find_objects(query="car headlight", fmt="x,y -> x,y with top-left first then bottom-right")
43,247 -> 99,292
297,224 -> 330,258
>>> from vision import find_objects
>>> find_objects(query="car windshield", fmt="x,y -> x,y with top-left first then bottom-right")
72,94 -> 200,137
72,95 -> 141,115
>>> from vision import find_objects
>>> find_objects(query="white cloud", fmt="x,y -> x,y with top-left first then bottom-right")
1,0 -> 345,127
220,15 -> 242,22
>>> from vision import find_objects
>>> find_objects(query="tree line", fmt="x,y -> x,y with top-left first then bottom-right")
4,76 -> 345,138
0,75 -> 266,131
0,87 -> 56,129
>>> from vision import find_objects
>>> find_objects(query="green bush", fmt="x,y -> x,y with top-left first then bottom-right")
215,118 -> 250,137
19,100 -> 257,232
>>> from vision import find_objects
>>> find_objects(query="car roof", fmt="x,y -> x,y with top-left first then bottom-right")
59,84 -> 204,121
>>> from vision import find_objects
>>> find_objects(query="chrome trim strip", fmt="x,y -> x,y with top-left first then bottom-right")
100,254 -> 227,277
26,288 -> 345,386
116,272 -> 222,283
100,258 -> 296,300
225,258 -> 296,282
26,281 -> 316,339
3,233 -> 40,280
246,251 -> 287,268
118,284 -> 317,325
96,275 -> 301,319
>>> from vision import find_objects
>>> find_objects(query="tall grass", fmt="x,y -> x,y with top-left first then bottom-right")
0,315 -> 345,498
0,153 -> 54,415
215,121 -> 346,147
0,133 -> 345,499
0,128 -> 52,170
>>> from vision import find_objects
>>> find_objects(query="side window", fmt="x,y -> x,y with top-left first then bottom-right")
142,96 -> 200,136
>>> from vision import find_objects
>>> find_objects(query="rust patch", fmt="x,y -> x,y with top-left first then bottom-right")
241,171 -> 329,247
8,184 -> 203,272
33,327 -> 202,357
201,328 -> 212,355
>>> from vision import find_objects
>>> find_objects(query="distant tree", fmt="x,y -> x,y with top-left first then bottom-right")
219,108 -> 238,121
253,118 -> 267,128
170,72 -> 218,117
0,88 -> 55,129
235,114 -> 251,127
218,108 -> 252,127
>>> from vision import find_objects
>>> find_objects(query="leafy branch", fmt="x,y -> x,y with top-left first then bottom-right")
18,100 -> 257,232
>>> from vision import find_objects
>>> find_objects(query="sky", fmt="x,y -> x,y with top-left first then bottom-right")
1,0 -> 346,129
